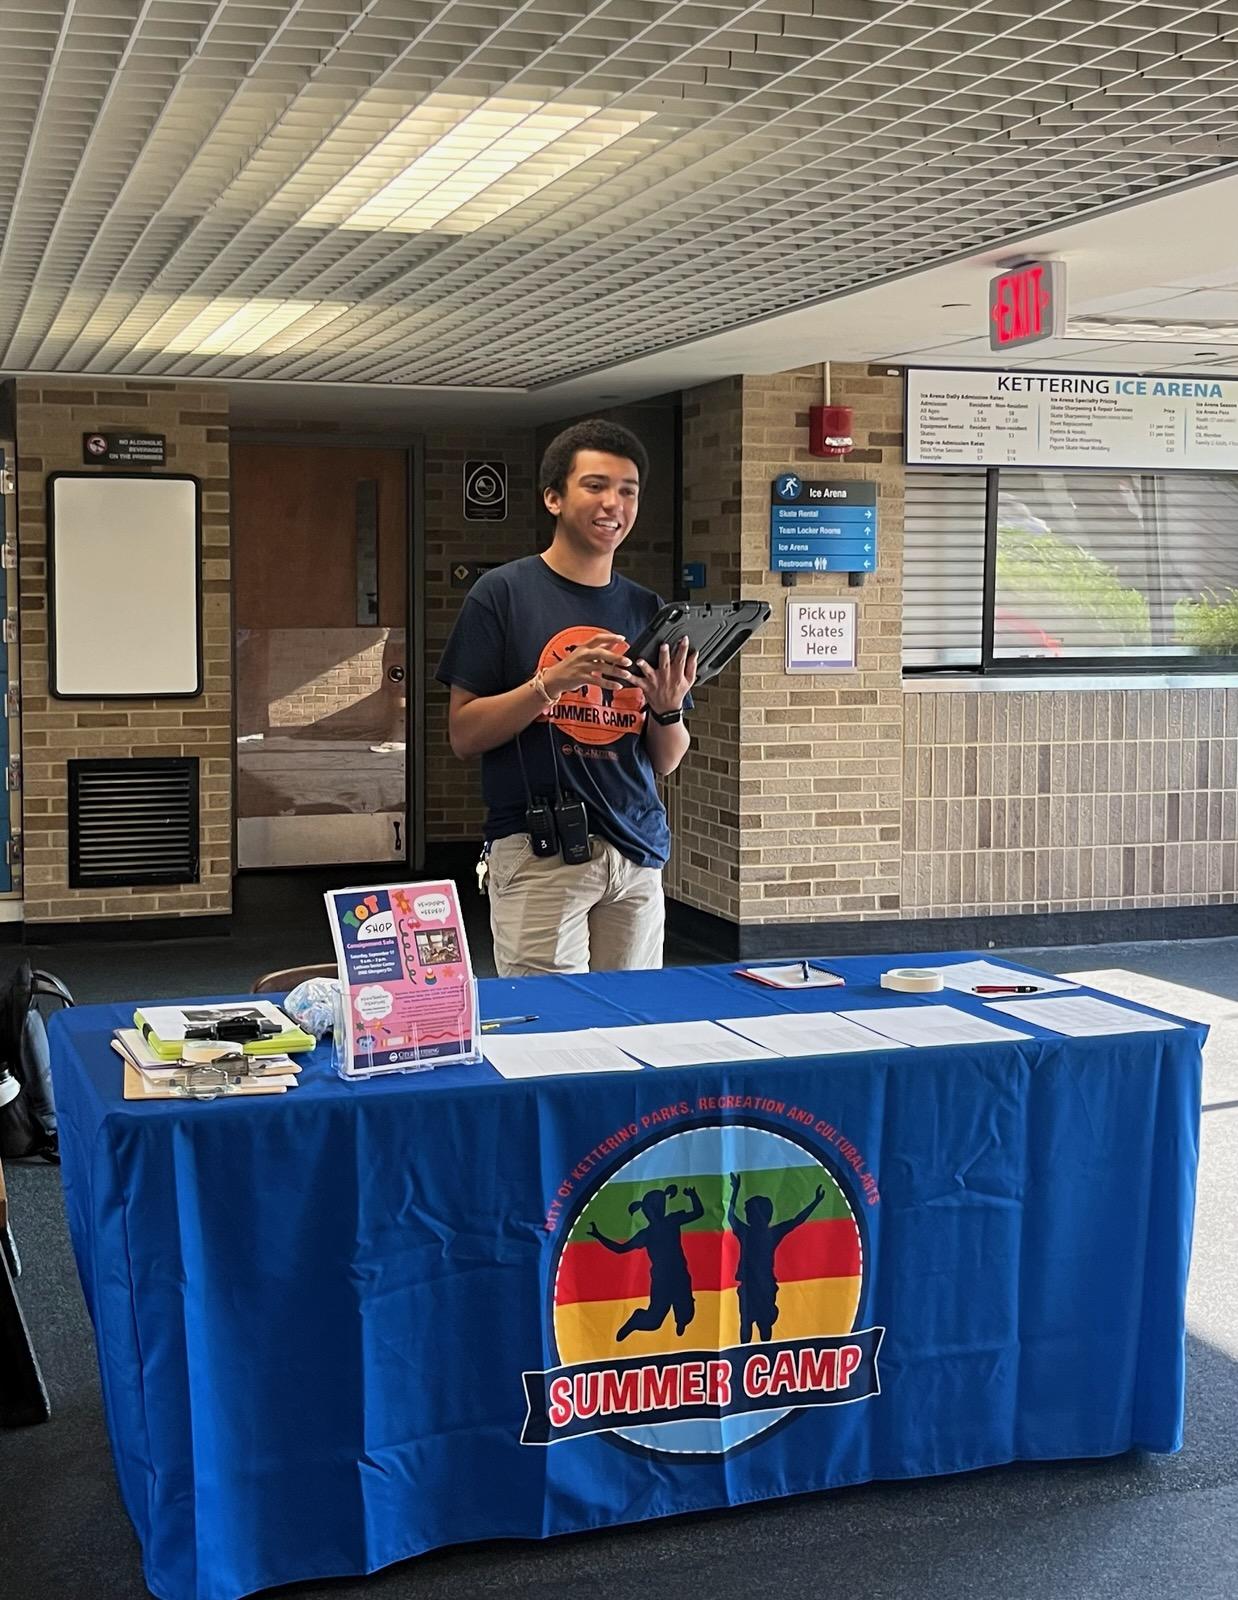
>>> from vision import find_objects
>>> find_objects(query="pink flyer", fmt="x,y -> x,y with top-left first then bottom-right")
325,881 -> 479,1076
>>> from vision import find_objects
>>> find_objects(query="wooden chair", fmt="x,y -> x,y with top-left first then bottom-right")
251,962 -> 337,995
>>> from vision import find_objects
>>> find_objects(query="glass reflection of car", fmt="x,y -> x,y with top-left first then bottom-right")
994,608 -> 1063,656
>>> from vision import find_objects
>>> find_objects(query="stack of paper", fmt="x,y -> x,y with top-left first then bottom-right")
984,995 -> 1183,1037
591,1021 -> 778,1069
112,1029 -> 301,1098
836,1006 -> 1032,1048
719,1013 -> 905,1057
921,959 -> 1078,996
480,988 -> 1159,1080
481,1031 -> 646,1081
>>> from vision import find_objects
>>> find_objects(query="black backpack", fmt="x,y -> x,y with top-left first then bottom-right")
0,962 -> 74,1164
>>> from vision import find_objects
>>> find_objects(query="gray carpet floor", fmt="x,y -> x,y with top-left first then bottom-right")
2,902 -> 1236,1600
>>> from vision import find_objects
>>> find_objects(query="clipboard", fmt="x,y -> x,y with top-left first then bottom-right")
116,1056 -> 290,1099
625,600 -> 771,683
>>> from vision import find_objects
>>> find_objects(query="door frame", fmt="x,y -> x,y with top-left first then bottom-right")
228,431 -> 426,874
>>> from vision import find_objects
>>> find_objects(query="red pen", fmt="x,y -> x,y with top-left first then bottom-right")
973,984 -> 1039,995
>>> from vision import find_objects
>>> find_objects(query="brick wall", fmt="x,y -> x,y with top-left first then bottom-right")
737,366 -> 904,925
903,687 -> 1238,914
254,628 -> 397,730
14,378 -> 231,924
671,365 -> 905,926
424,428 -> 539,840
672,360 -> 1235,932
666,378 -> 744,919
15,374 -> 1231,932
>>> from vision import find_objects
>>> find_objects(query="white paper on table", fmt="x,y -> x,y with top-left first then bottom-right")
924,959 -> 1078,996
482,1030 -> 646,1080
719,1013 -> 907,1057
985,995 -> 1183,1037
592,1021 -> 780,1068
837,1005 -> 1032,1048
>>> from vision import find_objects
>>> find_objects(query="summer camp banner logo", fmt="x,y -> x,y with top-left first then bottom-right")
522,1115 -> 883,1455
536,625 -> 647,746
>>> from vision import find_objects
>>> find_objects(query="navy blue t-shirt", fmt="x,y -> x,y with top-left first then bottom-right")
436,555 -> 671,868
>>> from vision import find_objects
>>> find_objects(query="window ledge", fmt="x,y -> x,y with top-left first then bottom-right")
904,672 -> 1238,692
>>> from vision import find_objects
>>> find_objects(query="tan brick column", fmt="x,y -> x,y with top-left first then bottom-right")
667,378 -> 744,921
674,365 -> 905,942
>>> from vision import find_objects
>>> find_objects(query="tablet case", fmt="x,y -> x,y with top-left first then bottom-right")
627,601 -> 771,683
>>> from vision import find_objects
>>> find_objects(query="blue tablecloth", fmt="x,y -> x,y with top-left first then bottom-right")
51,954 -> 1205,1600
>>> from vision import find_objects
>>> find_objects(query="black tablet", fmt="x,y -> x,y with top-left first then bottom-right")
625,600 -> 771,684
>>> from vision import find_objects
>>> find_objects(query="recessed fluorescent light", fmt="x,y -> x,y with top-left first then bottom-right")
1067,317 -> 1238,342
140,298 -> 347,357
303,94 -> 652,235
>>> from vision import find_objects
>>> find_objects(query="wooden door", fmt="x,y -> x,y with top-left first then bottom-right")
232,443 -> 410,869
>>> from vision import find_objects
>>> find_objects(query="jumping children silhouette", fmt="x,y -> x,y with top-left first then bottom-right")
727,1172 -> 825,1343
589,1183 -> 704,1341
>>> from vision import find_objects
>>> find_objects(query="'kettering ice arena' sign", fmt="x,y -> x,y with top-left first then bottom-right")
905,368 -> 1238,472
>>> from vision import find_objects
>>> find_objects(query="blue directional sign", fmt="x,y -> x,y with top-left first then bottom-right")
770,475 -> 877,574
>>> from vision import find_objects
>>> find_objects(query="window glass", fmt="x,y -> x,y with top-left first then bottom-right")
993,470 -> 1238,661
902,470 -> 986,666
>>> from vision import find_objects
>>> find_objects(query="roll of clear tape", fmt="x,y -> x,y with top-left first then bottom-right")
880,968 -> 945,994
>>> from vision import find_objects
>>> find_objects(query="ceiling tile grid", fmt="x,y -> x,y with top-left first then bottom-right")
1,0 -> 1238,389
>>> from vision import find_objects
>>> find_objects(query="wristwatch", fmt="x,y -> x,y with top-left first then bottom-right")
648,705 -> 684,726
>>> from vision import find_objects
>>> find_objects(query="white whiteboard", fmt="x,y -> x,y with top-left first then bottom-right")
49,474 -> 201,698
906,367 -> 1238,471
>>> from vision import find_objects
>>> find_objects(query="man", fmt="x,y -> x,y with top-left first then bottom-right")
436,419 -> 696,976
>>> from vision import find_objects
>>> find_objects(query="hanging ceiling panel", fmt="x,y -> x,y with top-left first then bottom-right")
1,0 -> 1237,390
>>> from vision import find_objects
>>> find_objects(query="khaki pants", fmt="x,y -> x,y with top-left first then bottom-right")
486,834 -> 665,977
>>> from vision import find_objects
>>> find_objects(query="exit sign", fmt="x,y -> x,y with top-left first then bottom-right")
988,260 -> 1065,351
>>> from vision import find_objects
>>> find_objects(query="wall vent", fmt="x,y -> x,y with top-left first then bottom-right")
68,758 -> 199,889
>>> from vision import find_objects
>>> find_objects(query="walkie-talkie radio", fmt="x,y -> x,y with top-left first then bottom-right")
516,727 -> 592,866
552,794 -> 590,866
524,798 -> 559,858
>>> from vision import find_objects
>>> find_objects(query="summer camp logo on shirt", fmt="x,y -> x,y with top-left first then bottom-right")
537,626 -> 647,747
522,1116 -> 883,1456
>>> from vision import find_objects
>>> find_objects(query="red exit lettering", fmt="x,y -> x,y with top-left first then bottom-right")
989,261 -> 1060,350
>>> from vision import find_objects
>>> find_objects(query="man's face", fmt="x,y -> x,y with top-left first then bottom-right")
544,449 -> 640,557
